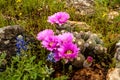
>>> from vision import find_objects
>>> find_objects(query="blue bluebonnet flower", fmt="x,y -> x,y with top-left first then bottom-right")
16,35 -> 27,56
47,52 -> 56,62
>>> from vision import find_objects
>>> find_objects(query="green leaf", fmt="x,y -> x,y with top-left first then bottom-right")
29,56 -> 36,63
23,75 -> 28,80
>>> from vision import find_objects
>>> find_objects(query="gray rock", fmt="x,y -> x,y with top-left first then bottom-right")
108,11 -> 119,20
114,41 -> 120,68
0,25 -> 34,58
56,21 -> 91,32
65,0 -> 94,15
107,68 -> 120,80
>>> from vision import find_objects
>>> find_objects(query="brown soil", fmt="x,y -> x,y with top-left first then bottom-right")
52,63 -> 108,80
71,64 -> 107,80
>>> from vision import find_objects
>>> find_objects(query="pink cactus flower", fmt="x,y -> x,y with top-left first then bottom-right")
36,29 -> 54,41
47,15 -> 57,24
53,50 -> 61,62
47,12 -> 70,26
41,36 -> 58,51
36,29 -> 80,63
86,56 -> 93,63
57,32 -> 73,44
56,42 -> 79,62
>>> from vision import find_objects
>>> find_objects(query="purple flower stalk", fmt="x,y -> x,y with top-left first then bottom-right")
56,42 -> 79,62
47,52 -> 56,62
36,29 -> 54,41
16,35 -> 27,56
47,12 -> 70,26
41,36 -> 58,51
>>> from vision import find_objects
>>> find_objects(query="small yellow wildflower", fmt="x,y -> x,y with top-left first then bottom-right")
102,13 -> 107,18
19,13 -> 22,16
16,0 -> 22,3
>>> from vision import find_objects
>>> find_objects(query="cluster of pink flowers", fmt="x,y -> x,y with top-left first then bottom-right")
37,29 -> 79,63
47,12 -> 70,26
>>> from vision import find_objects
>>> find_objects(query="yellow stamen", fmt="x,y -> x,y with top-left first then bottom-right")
66,50 -> 72,54
49,42 -> 54,47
